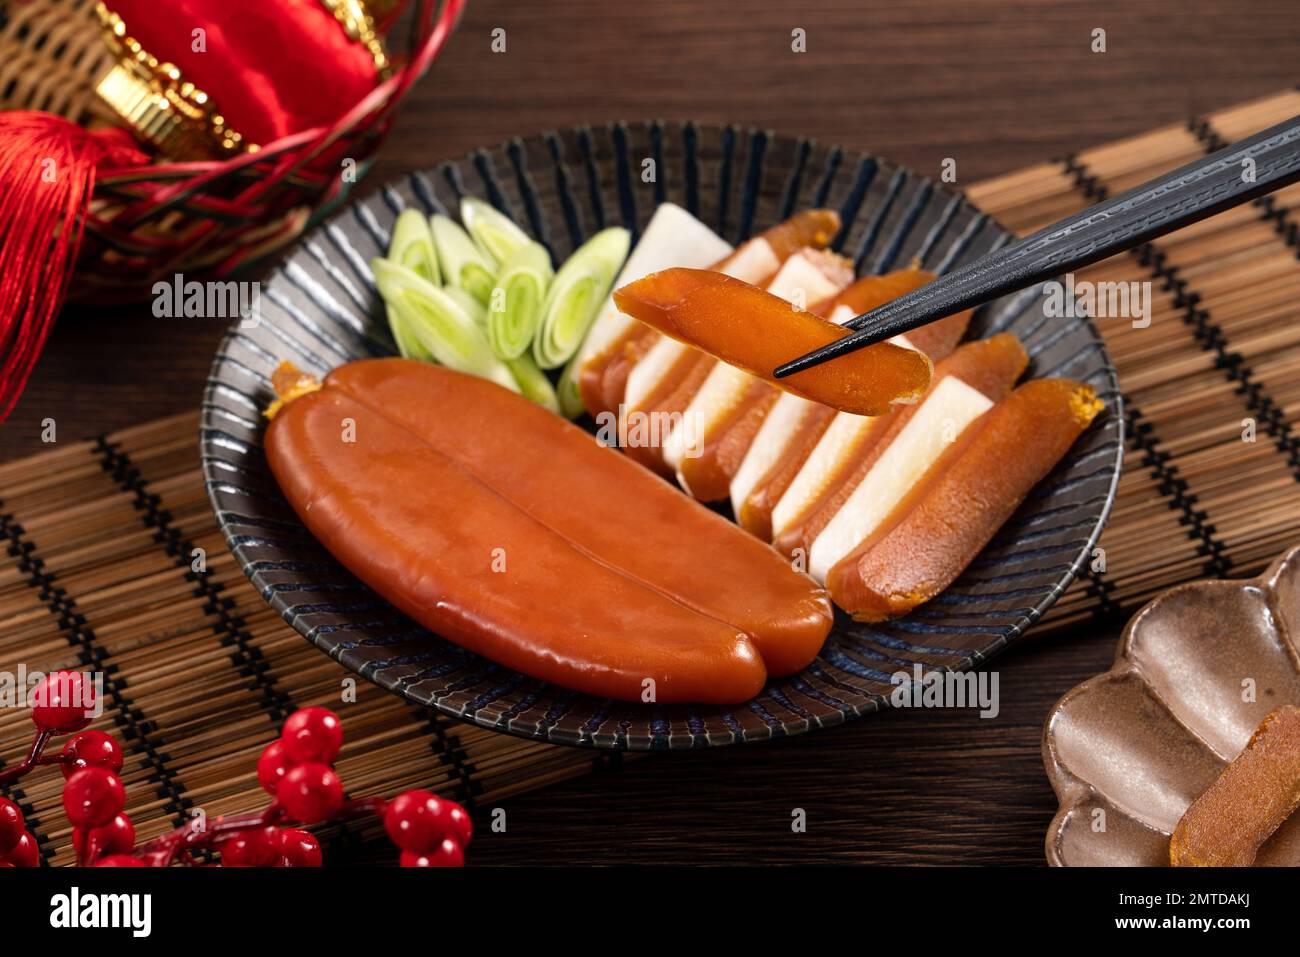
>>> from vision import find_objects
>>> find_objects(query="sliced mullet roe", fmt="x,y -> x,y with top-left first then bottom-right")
772,332 -> 1027,559
619,354 -> 715,476
736,403 -> 838,538
575,203 -> 731,418
613,268 -> 932,416
676,379 -> 780,501
1171,705 -> 1300,867
732,272 -> 971,539
587,328 -> 661,418
591,209 -> 840,418
756,208 -> 841,260
671,249 -> 852,501
826,378 -> 1103,621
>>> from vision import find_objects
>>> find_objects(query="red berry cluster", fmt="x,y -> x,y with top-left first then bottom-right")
1,797 -> 39,868
385,790 -> 473,867
0,672 -> 471,867
2,671 -> 118,867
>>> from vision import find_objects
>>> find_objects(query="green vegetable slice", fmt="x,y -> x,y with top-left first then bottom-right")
371,258 -> 517,393
506,353 -> 560,414
533,227 -> 630,369
488,241 -> 553,359
460,197 -> 532,266
443,285 -> 488,327
431,214 -> 496,305
385,302 -> 434,362
555,353 -> 587,420
388,209 -> 440,285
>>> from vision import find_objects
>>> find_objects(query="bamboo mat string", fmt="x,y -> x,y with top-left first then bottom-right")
4,89 -> 1300,864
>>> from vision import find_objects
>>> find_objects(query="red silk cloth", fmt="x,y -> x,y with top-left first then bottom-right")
103,0 -> 382,147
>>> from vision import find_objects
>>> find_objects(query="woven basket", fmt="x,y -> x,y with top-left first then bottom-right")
0,0 -> 462,303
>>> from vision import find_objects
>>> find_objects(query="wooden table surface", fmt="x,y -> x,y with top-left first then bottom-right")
4,0 -> 1298,865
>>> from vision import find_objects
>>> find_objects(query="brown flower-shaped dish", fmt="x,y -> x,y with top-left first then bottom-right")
1043,544 -> 1300,866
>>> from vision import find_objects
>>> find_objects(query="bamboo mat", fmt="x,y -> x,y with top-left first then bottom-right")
968,88 -> 1300,629
4,89 -> 1300,865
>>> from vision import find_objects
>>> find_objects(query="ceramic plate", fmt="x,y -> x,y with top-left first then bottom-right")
1043,544 -> 1300,865
202,122 -> 1122,749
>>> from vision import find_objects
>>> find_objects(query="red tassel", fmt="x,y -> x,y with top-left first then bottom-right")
0,112 -> 146,423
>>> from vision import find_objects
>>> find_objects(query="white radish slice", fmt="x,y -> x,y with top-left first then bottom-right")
729,393 -> 818,514
807,375 -> 994,582
718,235 -> 781,284
772,409 -> 879,538
576,203 -> 731,368
828,303 -> 857,325
664,361 -> 751,470
730,328 -> 919,519
625,336 -> 690,410
623,237 -> 779,411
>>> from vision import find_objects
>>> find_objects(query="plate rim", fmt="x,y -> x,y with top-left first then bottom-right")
201,120 -> 1125,750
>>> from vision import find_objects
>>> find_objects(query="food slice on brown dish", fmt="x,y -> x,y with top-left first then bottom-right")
1171,704 -> 1300,866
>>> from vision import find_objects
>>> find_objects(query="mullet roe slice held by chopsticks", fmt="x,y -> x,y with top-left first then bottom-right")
826,378 -> 1103,621
613,268 -> 932,417
667,248 -> 854,502
606,208 -> 842,418
264,358 -> 834,699
572,202 -> 733,418
613,210 -> 841,467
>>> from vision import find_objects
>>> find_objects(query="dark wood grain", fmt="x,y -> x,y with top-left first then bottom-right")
462,625 -> 1121,866
3,0 -> 1296,865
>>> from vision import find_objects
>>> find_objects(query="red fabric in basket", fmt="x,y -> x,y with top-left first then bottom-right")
104,0 -> 381,147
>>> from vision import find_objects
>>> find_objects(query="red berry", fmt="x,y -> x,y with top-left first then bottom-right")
61,730 -> 123,780
95,854 -> 145,867
384,790 -> 453,854
257,740 -> 295,795
63,767 -> 126,828
221,828 -> 280,867
31,670 -> 96,733
0,798 -> 24,854
73,813 -> 135,860
447,803 -> 473,847
280,707 -> 343,765
276,828 -> 322,867
399,838 -> 464,867
3,831 -> 39,868
276,763 -> 342,824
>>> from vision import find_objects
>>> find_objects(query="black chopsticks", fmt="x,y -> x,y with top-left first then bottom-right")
773,113 -> 1300,380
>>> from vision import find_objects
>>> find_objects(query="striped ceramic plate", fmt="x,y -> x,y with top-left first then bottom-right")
201,123 -> 1122,750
